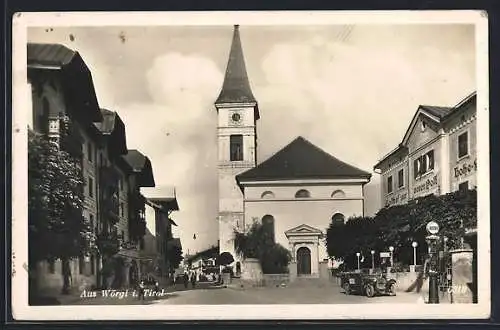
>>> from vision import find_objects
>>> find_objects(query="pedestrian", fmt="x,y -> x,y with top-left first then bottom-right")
183,272 -> 189,289
191,271 -> 196,289
138,280 -> 145,301
154,279 -> 160,293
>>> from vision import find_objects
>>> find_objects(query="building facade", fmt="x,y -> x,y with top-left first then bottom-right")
216,27 -> 371,277
215,25 -> 259,261
374,92 -> 477,209
28,43 -> 104,293
27,42 -> 167,295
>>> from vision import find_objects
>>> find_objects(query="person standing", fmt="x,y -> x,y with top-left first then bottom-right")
191,271 -> 197,289
183,272 -> 189,289
138,280 -> 145,301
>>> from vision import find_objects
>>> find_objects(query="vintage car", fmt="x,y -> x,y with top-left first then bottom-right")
340,271 -> 397,297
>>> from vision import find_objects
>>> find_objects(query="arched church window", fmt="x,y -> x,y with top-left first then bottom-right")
261,191 -> 275,199
331,213 -> 345,227
295,189 -> 311,198
262,215 -> 275,243
230,134 -> 243,161
331,190 -> 346,199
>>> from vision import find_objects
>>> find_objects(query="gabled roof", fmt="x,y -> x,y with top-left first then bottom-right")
285,224 -> 323,238
95,108 -> 128,155
215,25 -> 260,120
419,105 -> 454,119
28,43 -> 76,68
374,91 -> 477,170
122,149 -> 156,187
27,43 -> 103,123
237,136 -> 371,182
148,197 -> 179,212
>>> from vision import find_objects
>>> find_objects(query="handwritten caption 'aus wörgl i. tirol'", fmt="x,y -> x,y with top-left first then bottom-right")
80,289 -> 168,299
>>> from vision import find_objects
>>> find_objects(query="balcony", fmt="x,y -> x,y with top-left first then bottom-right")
101,192 -> 120,224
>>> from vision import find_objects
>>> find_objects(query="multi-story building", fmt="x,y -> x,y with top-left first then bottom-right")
143,192 -> 180,282
373,92 -> 477,209
27,42 -> 168,294
27,43 -> 104,293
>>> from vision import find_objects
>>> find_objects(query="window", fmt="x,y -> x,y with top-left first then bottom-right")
331,190 -> 346,199
89,214 -> 94,233
48,259 -> 55,274
413,158 -> 421,179
88,177 -> 94,197
398,169 -> 404,188
458,132 -> 469,158
459,181 -> 469,194
261,191 -> 275,199
121,230 -> 125,240
79,256 -> 84,274
387,176 -> 393,194
295,189 -> 311,198
87,143 -> 93,162
120,203 -> 124,217
414,150 -> 435,178
331,213 -> 345,227
262,215 -> 275,242
230,135 -> 243,161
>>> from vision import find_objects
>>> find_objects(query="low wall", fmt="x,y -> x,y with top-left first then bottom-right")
262,274 -> 290,287
240,258 -> 263,286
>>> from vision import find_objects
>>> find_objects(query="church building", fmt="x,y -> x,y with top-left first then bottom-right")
215,26 -> 371,278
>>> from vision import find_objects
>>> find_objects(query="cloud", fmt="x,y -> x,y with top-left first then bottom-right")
255,28 -> 475,215
117,52 -> 222,253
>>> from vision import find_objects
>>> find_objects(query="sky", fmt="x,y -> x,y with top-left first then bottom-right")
28,23 -> 476,255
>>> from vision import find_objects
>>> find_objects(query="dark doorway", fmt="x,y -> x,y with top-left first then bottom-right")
297,247 -> 311,275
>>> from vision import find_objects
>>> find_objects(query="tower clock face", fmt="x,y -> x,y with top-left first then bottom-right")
231,112 -> 242,124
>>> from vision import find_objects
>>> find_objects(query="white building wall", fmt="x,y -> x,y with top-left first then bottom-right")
243,182 -> 366,262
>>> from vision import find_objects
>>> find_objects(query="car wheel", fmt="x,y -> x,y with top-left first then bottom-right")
343,283 -> 351,295
365,284 -> 375,298
388,283 -> 397,296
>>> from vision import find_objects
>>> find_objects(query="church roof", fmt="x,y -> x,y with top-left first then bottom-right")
236,136 -> 372,182
215,25 -> 260,119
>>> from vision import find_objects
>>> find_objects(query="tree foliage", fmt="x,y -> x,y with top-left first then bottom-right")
234,221 -> 291,274
28,125 -> 93,263
216,252 -> 235,266
166,244 -> 183,273
326,190 -> 477,270
28,118 -> 95,294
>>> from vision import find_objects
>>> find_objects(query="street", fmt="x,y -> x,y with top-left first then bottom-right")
151,283 -> 424,305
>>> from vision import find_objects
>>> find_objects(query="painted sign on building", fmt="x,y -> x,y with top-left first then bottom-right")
413,174 -> 438,195
453,159 -> 477,179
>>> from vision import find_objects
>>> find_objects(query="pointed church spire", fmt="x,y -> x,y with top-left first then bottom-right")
215,25 -> 259,118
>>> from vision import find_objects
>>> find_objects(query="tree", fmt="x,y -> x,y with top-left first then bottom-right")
216,252 -> 235,267
234,221 -> 291,274
28,117 -> 94,296
325,190 -> 477,270
166,244 -> 183,274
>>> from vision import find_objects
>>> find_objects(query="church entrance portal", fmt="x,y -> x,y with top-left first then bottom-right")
297,247 -> 312,275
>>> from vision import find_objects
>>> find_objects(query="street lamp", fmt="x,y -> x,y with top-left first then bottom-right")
356,252 -> 361,271
412,242 -> 418,267
389,246 -> 394,267
370,250 -> 375,273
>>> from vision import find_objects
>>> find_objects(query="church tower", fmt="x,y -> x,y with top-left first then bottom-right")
215,25 -> 259,262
